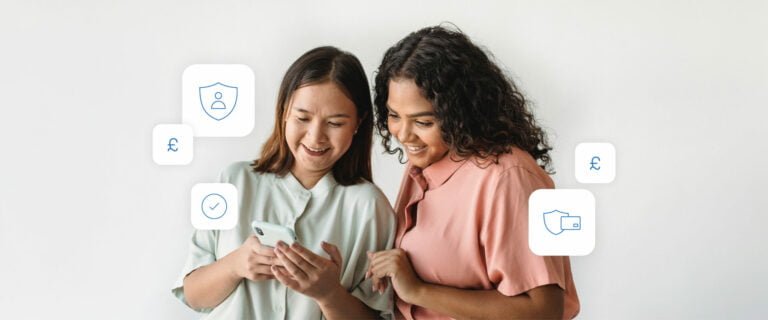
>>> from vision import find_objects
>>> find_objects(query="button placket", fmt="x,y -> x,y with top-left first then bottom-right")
275,284 -> 287,319
291,191 -> 311,229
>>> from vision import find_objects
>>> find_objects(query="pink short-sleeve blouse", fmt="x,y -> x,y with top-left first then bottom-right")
393,148 -> 580,319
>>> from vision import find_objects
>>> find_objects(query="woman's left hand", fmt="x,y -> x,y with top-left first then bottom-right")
366,248 -> 424,303
272,241 -> 344,304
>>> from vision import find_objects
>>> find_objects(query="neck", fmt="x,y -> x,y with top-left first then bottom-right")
290,167 -> 328,189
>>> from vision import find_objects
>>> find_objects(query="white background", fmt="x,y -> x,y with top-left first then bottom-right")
1,1 -> 766,319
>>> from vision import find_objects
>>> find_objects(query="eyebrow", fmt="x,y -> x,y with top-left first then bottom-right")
387,106 -> 435,118
295,108 -> 351,118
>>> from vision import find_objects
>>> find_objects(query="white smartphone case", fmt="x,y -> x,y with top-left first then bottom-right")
250,221 -> 297,247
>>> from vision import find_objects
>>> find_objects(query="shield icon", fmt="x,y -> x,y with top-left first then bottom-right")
543,209 -> 569,235
199,82 -> 238,121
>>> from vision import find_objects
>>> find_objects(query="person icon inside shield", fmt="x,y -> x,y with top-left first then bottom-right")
210,92 -> 226,110
199,82 -> 238,121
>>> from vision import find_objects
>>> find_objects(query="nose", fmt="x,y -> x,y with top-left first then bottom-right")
305,120 -> 328,144
396,121 -> 413,143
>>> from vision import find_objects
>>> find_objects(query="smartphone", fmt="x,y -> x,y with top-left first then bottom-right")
251,220 -> 297,248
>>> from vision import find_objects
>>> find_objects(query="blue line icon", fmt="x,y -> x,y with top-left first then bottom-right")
167,137 -> 178,152
589,156 -> 601,171
543,209 -> 582,235
201,193 -> 228,220
199,82 -> 238,121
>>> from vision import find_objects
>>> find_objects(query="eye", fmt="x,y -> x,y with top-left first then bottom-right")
388,113 -> 400,120
328,121 -> 344,128
296,116 -> 309,122
415,120 -> 433,128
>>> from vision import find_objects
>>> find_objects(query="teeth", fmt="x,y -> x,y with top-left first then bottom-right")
306,145 -> 329,152
407,145 -> 426,152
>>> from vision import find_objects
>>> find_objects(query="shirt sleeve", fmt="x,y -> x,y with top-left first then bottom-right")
348,188 -> 397,319
481,167 -> 570,297
170,229 -> 219,313
171,165 -> 237,312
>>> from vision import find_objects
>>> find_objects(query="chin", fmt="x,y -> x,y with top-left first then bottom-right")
298,161 -> 326,172
409,159 -> 427,169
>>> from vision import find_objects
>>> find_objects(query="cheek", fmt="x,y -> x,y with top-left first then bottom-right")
424,128 -> 446,150
331,127 -> 356,148
283,122 -> 300,146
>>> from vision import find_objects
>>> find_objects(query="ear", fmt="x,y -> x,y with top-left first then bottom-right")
354,114 -> 366,134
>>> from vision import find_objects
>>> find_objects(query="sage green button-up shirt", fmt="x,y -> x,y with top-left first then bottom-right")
173,161 -> 395,319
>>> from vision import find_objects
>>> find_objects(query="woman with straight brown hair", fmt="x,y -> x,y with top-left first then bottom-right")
173,46 -> 396,319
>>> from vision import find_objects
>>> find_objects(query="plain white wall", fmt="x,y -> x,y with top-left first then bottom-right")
1,0 -> 767,319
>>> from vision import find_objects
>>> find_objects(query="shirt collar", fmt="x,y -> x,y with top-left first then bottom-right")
409,153 -> 467,190
279,170 -> 337,197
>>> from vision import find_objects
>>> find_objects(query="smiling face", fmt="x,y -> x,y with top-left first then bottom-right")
386,78 -> 450,169
285,81 -> 359,185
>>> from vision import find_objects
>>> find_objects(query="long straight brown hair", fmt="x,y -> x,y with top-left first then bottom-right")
251,46 -> 374,185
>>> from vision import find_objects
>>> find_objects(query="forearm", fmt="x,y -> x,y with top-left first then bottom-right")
182,255 -> 242,310
317,285 -> 380,320
410,283 -> 563,320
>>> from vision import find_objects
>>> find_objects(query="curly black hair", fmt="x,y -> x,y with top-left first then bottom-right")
374,25 -> 554,173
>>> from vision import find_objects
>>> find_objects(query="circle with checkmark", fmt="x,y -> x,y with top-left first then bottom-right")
201,193 -> 227,219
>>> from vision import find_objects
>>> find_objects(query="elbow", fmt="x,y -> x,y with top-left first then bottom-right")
534,304 -> 564,319
183,286 -> 207,310
522,284 -> 565,319
182,277 -> 215,311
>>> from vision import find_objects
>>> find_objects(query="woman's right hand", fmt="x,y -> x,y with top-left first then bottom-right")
224,235 -> 281,282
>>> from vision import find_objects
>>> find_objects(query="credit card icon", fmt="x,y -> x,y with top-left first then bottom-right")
529,189 -> 595,256
561,216 -> 581,230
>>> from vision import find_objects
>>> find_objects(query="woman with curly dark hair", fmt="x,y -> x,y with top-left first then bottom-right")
367,26 -> 579,319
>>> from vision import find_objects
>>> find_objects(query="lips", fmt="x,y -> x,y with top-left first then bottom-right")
405,145 -> 427,155
302,144 -> 330,156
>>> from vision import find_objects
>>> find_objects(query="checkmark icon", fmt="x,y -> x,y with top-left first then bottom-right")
192,184 -> 238,230
200,193 -> 228,220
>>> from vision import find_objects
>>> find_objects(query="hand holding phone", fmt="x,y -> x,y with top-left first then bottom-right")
225,235 -> 279,282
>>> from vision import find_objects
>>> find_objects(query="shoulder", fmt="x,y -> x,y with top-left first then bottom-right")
218,161 -> 272,184
464,148 -> 553,188
336,179 -> 390,204
335,180 -> 394,217
219,161 -> 251,177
